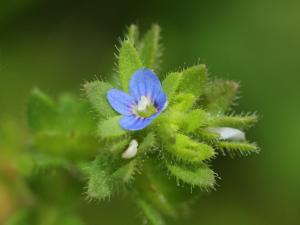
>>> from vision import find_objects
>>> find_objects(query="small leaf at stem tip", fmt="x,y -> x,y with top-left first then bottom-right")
203,80 -> 239,114
118,40 -> 143,92
209,114 -> 258,130
179,64 -> 208,98
126,24 -> 139,46
167,134 -> 215,163
162,72 -> 182,101
138,24 -> 162,72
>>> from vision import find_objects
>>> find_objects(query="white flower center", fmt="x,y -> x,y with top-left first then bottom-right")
137,96 -> 151,112
122,139 -> 138,159
210,127 -> 245,141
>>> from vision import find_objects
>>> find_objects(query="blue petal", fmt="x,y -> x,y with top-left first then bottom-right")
129,69 -> 163,102
107,89 -> 135,116
154,91 -> 168,111
119,113 -> 160,131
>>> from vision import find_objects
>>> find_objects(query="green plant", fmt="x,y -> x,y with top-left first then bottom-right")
11,24 -> 259,225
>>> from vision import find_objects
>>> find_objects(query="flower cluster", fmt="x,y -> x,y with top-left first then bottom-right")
25,24 -> 259,225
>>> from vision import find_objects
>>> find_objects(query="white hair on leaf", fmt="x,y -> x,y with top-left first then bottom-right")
122,139 -> 139,159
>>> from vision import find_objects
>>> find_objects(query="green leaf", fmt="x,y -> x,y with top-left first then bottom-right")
138,132 -> 156,155
126,24 -> 139,46
27,91 -> 100,159
162,72 -> 182,101
27,152 -> 71,173
181,109 -> 208,133
170,93 -> 196,111
216,141 -> 259,156
167,134 -> 215,163
109,138 -> 130,154
86,154 -> 138,200
27,88 -> 56,133
197,128 -> 220,141
161,108 -> 207,134
86,155 -> 116,200
83,80 -> 117,118
135,162 -> 177,218
203,80 -> 239,114
112,159 -> 139,183
179,65 -> 208,98
137,199 -> 166,225
138,24 -> 162,71
118,40 -> 143,91
209,114 -> 258,130
96,115 -> 127,138
32,132 -> 100,160
56,94 -> 96,133
167,163 -> 216,189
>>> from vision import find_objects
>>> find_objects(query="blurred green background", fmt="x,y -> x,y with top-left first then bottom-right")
0,0 -> 299,224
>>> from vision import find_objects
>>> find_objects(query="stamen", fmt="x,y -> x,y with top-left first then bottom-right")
133,96 -> 157,118
137,96 -> 151,112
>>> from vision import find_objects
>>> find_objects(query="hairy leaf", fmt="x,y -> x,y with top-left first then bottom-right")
209,114 -> 258,130
83,80 -> 117,118
216,141 -> 259,156
97,115 -> 127,138
167,163 -> 215,188
27,90 -> 99,159
138,24 -> 162,71
126,24 -> 139,46
136,162 -> 177,218
170,93 -> 196,112
167,134 -> 215,163
179,65 -> 208,98
56,94 -> 96,133
138,132 -> 157,155
197,128 -> 220,141
32,132 -> 100,160
181,109 -> 208,133
137,199 -> 166,225
27,88 -> 56,133
86,154 -> 138,200
118,40 -> 143,91
203,80 -> 239,114
162,72 -> 182,101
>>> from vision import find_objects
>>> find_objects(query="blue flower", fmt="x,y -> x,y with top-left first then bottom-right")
107,68 -> 168,131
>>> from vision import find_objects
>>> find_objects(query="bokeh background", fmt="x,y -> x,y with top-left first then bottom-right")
0,0 -> 300,224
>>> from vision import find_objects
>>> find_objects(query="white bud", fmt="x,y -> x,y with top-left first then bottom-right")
210,127 -> 245,141
122,139 -> 138,159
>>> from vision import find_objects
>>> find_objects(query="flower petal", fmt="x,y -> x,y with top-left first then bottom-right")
107,89 -> 135,116
154,91 -> 168,111
129,68 -> 163,102
119,113 -> 159,131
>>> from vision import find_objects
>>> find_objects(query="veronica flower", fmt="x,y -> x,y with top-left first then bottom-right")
107,68 -> 168,131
